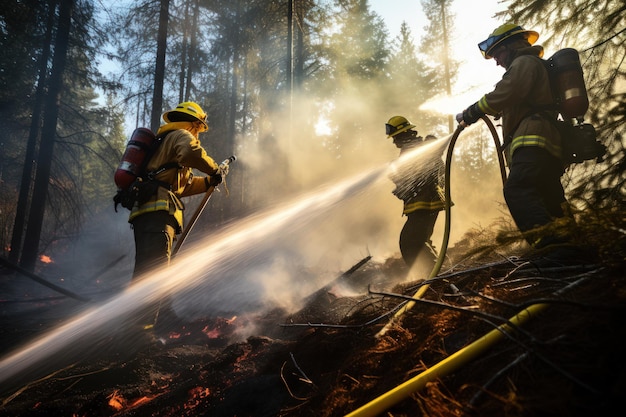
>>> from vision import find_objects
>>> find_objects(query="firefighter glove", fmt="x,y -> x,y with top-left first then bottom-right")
458,102 -> 483,126
207,174 -> 222,187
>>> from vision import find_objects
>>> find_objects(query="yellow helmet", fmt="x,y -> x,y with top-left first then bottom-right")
478,23 -> 539,59
162,101 -> 208,131
385,116 -> 416,138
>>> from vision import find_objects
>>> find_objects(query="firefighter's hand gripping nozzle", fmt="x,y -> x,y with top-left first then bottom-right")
209,155 -> 236,188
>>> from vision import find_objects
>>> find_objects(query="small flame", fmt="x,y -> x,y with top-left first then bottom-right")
202,316 -> 237,339
108,390 -> 126,411
203,326 -> 220,339
40,255 -> 53,264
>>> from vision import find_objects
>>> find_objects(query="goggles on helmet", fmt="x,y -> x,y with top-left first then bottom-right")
478,36 -> 500,58
386,121 -> 411,137
478,25 -> 537,59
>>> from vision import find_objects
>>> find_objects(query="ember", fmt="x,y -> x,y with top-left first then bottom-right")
202,316 -> 237,339
128,396 -> 155,408
185,387 -> 211,410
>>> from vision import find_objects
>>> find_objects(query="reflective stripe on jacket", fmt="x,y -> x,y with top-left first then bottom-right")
404,199 -> 446,215
476,46 -> 562,162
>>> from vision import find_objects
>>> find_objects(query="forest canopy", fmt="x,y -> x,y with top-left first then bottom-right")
0,0 -> 623,274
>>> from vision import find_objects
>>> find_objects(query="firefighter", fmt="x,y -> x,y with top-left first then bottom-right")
386,116 -> 446,277
129,101 -> 223,333
456,24 -> 580,261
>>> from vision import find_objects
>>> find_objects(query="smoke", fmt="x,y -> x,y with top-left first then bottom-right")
168,82 -> 511,320
6,82 -> 510,334
0,48 -> 513,388
217,84 -> 508,306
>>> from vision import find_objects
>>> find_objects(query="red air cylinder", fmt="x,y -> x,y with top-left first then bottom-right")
549,48 -> 589,120
114,127 -> 156,190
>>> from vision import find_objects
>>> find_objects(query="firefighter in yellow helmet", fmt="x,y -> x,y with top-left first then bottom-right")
129,101 -> 223,334
385,116 -> 446,277
455,24 -> 583,264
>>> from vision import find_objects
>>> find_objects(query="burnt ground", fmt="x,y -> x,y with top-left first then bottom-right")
0,210 -> 625,417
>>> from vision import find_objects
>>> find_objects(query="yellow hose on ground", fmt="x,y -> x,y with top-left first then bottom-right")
345,302 -> 548,417
346,273 -> 592,417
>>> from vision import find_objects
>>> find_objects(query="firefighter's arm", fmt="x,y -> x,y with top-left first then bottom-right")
173,131 -> 220,175
178,174 -> 218,197
456,102 -> 484,126
457,60 -> 534,126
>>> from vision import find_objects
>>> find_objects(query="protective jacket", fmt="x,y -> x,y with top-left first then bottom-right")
129,125 -> 220,232
389,141 -> 446,215
474,46 -> 562,162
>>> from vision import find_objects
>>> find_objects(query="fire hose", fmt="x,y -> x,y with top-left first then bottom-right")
172,155 -> 236,256
349,116 -> 512,416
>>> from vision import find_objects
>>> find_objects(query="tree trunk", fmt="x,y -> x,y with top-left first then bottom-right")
287,0 -> 294,151
150,0 -> 169,132
294,3 -> 304,89
178,0 -> 189,103
20,0 -> 73,271
440,1 -> 453,134
9,1 -> 57,264
184,0 -> 200,101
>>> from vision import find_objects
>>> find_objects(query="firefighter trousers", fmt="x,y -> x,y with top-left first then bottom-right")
130,211 -> 178,329
503,146 -> 568,247
399,209 -> 440,273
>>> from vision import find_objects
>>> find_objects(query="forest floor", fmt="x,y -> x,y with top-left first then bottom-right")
0,208 -> 624,417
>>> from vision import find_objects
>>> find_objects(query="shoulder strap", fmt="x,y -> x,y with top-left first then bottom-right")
144,132 -> 181,184
147,162 -> 180,179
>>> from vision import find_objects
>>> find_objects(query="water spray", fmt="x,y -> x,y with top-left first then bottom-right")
0,163 -> 385,389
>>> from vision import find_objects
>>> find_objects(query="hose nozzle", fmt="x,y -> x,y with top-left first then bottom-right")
218,155 -> 237,176
221,155 -> 237,166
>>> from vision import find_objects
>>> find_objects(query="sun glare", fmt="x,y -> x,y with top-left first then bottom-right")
314,115 -> 332,136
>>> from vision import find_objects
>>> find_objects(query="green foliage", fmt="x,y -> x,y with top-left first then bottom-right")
328,0 -> 389,80
419,0 -> 459,88
0,0 -> 44,119
0,0 -> 126,260
386,21 -> 440,134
